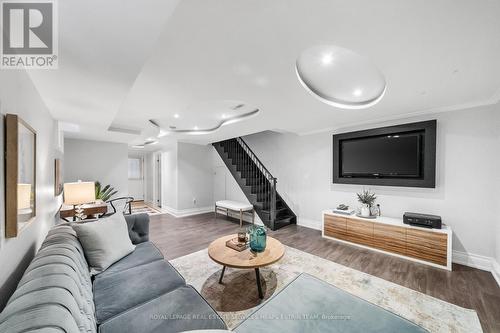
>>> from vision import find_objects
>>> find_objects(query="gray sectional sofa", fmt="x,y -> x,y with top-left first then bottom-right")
0,214 -> 227,333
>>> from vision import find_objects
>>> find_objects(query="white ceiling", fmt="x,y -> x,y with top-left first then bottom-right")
26,0 -> 500,148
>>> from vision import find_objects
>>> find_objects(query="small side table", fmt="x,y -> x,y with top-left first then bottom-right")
60,203 -> 108,222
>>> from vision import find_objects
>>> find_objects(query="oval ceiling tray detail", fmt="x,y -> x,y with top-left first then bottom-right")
296,45 -> 386,109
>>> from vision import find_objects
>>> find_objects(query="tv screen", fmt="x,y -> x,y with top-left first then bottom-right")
340,133 -> 422,178
332,120 -> 436,188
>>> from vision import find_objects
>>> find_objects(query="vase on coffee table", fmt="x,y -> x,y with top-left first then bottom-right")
248,225 -> 267,252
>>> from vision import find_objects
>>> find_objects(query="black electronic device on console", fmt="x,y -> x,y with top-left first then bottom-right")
403,212 -> 442,229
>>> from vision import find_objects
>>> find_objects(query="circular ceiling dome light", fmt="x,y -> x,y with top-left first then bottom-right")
296,45 -> 386,109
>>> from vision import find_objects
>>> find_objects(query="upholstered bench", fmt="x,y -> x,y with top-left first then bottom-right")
215,200 -> 254,227
0,214 -> 226,333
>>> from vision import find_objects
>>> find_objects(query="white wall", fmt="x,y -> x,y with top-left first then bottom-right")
240,105 -> 499,260
0,70 -> 62,310
64,138 -> 128,197
495,117 -> 500,281
177,142 -> 214,210
161,145 -> 178,209
151,142 -> 215,215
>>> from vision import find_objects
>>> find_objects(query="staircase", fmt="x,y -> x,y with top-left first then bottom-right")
213,137 -> 296,230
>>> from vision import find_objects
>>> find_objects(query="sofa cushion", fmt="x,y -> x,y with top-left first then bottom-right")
72,214 -> 136,275
93,259 -> 185,323
95,242 -> 163,279
98,286 -> 226,333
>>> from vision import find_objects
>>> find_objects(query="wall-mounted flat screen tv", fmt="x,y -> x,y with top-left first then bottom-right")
333,120 -> 436,188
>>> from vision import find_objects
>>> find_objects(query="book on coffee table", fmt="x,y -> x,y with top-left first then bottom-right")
225,237 -> 248,252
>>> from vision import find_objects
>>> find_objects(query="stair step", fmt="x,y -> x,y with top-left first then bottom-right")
260,208 -> 290,219
213,138 -> 297,231
253,201 -> 286,211
274,218 -> 295,229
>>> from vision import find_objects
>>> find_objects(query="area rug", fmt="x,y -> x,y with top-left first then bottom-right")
171,246 -> 482,333
130,203 -> 162,216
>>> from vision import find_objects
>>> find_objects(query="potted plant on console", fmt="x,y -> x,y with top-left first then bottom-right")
357,190 -> 377,217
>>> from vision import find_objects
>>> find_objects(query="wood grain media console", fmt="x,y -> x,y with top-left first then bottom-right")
322,211 -> 452,270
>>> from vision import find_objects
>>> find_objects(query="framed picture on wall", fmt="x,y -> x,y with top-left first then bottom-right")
54,158 -> 63,196
5,114 -> 37,238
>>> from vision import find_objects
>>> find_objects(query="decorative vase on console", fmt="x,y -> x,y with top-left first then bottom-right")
361,204 -> 371,217
356,189 -> 377,217
248,225 -> 267,252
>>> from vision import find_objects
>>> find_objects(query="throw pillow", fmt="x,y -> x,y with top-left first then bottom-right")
72,214 -> 135,275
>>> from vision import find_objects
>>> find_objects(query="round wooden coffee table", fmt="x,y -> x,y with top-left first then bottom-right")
208,234 -> 285,299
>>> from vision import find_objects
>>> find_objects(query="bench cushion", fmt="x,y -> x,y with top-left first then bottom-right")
98,286 -> 226,333
93,260 -> 185,323
216,200 -> 253,211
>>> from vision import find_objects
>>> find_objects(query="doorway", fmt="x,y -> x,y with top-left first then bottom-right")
128,156 -> 144,200
154,152 -> 162,207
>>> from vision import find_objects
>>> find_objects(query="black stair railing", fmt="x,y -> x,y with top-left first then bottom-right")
223,137 -> 277,228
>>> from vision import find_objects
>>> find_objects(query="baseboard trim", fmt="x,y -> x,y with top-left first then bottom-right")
492,259 -> 500,287
297,217 -> 321,230
161,206 -> 213,218
452,250 -> 493,271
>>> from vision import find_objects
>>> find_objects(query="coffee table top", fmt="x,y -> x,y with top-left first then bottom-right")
208,234 -> 285,269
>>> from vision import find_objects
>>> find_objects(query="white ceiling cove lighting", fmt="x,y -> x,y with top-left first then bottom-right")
296,45 -> 386,109
150,100 -> 260,136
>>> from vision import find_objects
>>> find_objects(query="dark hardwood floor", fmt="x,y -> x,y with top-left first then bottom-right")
149,212 -> 500,333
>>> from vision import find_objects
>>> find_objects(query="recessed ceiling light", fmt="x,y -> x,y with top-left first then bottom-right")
173,114 -> 180,118
194,126 -> 198,130
321,53 -> 334,65
353,89 -> 363,97
296,45 -> 386,109
222,114 -> 227,119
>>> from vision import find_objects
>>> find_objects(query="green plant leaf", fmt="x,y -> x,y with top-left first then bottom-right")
356,190 -> 377,206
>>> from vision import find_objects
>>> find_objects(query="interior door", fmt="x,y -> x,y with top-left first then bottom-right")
155,153 -> 162,207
